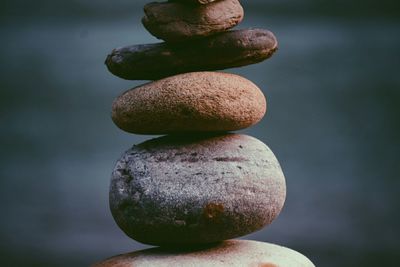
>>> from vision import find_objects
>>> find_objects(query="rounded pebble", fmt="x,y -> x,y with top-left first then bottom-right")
171,0 -> 218,4
112,72 -> 266,135
142,0 -> 244,42
109,134 -> 286,246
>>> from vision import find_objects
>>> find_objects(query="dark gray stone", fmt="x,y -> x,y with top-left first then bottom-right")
105,29 -> 278,80
109,134 -> 286,246
142,0 -> 243,42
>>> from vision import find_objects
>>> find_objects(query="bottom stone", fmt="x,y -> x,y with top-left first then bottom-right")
92,240 -> 315,267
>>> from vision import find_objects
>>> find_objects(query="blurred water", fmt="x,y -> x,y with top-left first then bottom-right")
1,1 -> 400,266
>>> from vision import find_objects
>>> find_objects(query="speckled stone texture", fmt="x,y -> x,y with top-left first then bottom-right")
112,72 -> 266,135
142,0 -> 243,42
105,29 -> 278,80
92,240 -> 315,267
109,134 -> 286,246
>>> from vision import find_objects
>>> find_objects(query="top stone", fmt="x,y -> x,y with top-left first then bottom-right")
170,0 -> 219,4
142,0 -> 244,42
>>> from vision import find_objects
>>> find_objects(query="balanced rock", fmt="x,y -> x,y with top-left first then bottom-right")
112,72 -> 266,135
109,134 -> 286,246
142,0 -> 243,42
105,29 -> 278,80
92,240 -> 315,267
170,0 -> 218,4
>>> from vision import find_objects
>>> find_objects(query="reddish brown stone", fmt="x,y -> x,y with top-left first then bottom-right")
171,0 -> 219,4
142,0 -> 243,42
111,72 -> 266,135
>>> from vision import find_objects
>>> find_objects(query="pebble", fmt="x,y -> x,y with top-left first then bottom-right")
92,240 -> 315,267
109,134 -> 286,246
142,0 -> 243,42
105,29 -> 278,80
112,72 -> 266,134
171,0 -> 218,4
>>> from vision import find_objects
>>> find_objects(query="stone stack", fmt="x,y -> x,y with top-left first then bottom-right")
94,0 -> 315,266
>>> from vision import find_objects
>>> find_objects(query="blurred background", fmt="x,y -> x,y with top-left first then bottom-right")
1,0 -> 399,266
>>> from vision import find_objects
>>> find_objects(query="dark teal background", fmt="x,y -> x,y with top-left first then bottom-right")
1,0 -> 399,266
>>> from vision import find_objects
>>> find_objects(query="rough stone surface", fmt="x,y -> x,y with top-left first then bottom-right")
112,72 -> 266,135
105,29 -> 278,80
92,240 -> 315,267
109,134 -> 286,246
142,0 -> 243,42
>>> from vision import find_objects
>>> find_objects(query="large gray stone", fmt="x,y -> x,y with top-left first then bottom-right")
92,239 -> 315,267
142,0 -> 243,42
109,134 -> 286,246
111,72 -> 266,135
105,29 -> 278,80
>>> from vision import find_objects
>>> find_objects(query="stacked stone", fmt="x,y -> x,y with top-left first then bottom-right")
94,0 -> 315,266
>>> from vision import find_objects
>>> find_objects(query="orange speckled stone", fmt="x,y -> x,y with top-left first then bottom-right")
112,72 -> 266,135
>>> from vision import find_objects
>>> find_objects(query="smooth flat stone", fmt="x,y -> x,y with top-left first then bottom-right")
109,134 -> 286,246
142,0 -> 243,42
92,240 -> 315,267
112,72 -> 266,135
105,29 -> 278,80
